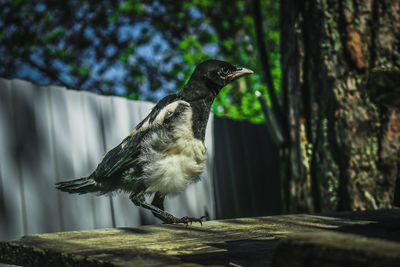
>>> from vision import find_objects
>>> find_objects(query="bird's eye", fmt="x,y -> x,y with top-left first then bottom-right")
219,67 -> 230,76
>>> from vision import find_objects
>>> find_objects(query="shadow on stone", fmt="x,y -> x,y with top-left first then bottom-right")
180,239 -> 279,267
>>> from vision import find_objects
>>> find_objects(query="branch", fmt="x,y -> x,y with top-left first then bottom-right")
256,91 -> 285,146
252,0 -> 288,143
252,0 -> 282,118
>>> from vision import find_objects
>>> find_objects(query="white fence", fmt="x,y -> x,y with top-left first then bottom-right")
0,78 -> 215,241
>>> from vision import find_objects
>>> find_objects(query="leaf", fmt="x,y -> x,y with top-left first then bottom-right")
43,29 -> 67,42
119,44 -> 136,64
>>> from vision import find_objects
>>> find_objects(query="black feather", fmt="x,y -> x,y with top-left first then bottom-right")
55,177 -> 97,194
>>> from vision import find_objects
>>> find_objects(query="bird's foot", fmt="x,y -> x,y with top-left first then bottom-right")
129,194 -> 208,227
164,215 -> 208,227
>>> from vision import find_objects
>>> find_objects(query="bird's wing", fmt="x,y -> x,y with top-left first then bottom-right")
92,138 -> 139,181
92,94 -> 182,181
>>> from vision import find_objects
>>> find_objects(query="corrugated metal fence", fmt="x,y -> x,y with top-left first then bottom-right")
0,78 -> 215,241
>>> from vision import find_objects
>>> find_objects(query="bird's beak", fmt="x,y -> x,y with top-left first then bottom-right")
228,67 -> 254,80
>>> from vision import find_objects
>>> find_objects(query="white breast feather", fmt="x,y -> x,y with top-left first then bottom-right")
141,101 -> 206,195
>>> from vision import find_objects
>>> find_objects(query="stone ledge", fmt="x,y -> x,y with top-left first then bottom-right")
1,210 -> 399,266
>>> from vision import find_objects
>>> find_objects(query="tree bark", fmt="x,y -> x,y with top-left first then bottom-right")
281,0 -> 400,212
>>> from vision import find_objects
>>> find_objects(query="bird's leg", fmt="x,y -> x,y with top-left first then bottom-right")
129,193 -> 179,224
151,194 -> 208,225
129,193 -> 207,226
151,192 -> 168,222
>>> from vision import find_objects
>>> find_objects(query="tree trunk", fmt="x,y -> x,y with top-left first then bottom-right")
281,0 -> 400,212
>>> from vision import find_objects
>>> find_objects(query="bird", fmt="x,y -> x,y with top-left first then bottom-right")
56,59 -> 254,225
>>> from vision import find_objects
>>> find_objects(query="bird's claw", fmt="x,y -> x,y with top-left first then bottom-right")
164,215 -> 208,227
178,215 -> 208,227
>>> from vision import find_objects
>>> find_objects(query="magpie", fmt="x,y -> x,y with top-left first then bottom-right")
56,60 -> 253,225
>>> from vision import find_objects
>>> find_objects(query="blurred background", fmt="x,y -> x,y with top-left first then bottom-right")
1,0 -> 400,241
0,0 -> 280,122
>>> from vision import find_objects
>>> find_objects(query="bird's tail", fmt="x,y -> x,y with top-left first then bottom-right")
55,176 -> 98,194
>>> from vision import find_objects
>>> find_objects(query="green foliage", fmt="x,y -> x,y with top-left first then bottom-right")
0,0 -> 281,122
120,44 -> 136,64
162,0 -> 281,123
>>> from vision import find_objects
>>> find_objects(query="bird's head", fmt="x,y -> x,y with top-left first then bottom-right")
190,60 -> 254,95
